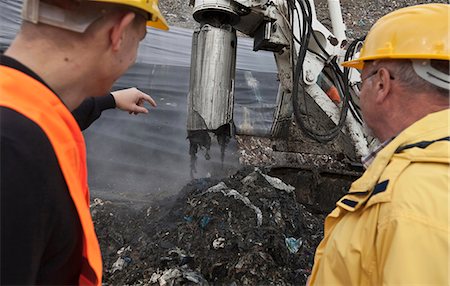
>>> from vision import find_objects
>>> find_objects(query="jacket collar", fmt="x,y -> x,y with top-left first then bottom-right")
350,109 -> 450,195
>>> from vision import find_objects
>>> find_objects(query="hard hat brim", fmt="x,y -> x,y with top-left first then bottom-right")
146,5 -> 169,30
342,53 -> 450,70
341,59 -> 364,70
147,19 -> 169,30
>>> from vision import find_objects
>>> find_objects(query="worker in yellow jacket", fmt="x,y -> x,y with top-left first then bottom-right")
309,4 -> 450,285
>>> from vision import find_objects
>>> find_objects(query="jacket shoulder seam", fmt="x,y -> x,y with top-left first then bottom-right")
378,211 -> 448,233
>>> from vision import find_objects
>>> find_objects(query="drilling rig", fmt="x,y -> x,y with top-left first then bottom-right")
187,0 -> 374,175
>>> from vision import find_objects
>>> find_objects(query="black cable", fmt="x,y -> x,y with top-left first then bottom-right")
291,0 -> 349,142
288,0 -> 366,141
342,36 -> 366,123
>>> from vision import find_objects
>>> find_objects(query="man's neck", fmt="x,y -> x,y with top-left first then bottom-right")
5,37 -> 98,111
378,100 -> 449,142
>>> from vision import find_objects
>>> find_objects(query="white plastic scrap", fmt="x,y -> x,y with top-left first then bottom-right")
110,257 -> 126,273
241,171 -> 258,185
90,198 -> 104,208
257,169 -> 295,193
110,246 -> 132,273
117,245 -> 131,255
183,270 -> 208,284
168,247 -> 190,263
212,237 -> 226,249
205,182 -> 263,226
152,268 -> 207,285
235,257 -> 245,269
150,271 -> 162,284
158,268 -> 182,286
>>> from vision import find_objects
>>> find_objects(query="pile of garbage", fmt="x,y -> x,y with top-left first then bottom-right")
92,167 -> 345,285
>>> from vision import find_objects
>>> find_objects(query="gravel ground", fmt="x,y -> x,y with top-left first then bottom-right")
159,0 -> 448,36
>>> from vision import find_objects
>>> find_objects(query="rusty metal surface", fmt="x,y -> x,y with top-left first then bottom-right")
236,135 -> 361,176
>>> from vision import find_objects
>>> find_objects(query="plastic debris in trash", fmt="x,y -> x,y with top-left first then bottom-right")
212,237 -> 226,249
179,255 -> 194,266
117,245 -> 131,255
183,270 -> 209,285
150,271 -> 162,284
158,268 -> 182,286
90,197 -> 104,208
168,247 -> 194,266
110,256 -> 131,273
256,169 -> 295,193
285,237 -> 303,254
184,215 -> 194,223
110,245 -> 132,273
92,167 -> 333,285
150,268 -> 208,286
203,182 -> 263,226
199,215 -> 211,229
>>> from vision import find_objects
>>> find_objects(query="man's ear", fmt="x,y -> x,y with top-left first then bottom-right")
110,12 -> 136,52
374,67 -> 393,104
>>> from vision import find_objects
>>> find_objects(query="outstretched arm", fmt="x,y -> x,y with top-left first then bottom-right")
72,94 -> 115,130
72,88 -> 157,130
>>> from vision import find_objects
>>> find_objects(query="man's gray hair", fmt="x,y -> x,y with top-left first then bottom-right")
374,59 -> 449,97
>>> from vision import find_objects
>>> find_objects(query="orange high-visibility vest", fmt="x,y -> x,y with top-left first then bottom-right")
0,66 -> 102,285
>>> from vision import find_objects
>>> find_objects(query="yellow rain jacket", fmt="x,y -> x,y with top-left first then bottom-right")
310,109 -> 450,285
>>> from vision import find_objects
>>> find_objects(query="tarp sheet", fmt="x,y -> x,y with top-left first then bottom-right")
0,1 -> 279,202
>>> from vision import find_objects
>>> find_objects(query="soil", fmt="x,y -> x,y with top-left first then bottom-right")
93,1 -> 447,285
93,167 -> 343,285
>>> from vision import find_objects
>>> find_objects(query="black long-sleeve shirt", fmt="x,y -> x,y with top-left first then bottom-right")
0,55 -> 114,284
72,92 -> 116,130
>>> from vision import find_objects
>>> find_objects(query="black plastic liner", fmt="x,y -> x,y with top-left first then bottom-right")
0,1 -> 279,201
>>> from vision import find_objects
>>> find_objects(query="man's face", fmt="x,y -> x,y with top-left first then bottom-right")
117,14 -> 147,73
94,13 -> 147,97
359,65 -> 378,138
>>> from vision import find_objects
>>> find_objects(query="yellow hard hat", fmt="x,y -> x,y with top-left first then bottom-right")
91,0 -> 169,30
342,4 -> 450,69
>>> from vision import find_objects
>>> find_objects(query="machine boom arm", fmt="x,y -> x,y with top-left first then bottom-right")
187,0 -> 372,174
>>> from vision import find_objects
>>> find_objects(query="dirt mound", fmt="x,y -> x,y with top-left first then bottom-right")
93,168 -> 334,285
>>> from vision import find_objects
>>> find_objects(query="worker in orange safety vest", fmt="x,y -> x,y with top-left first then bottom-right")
0,0 -> 168,285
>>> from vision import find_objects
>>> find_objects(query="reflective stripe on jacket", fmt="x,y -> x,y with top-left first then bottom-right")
310,109 -> 450,285
0,66 -> 102,285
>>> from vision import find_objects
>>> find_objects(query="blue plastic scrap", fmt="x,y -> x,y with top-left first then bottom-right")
199,216 -> 212,229
285,237 -> 303,254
